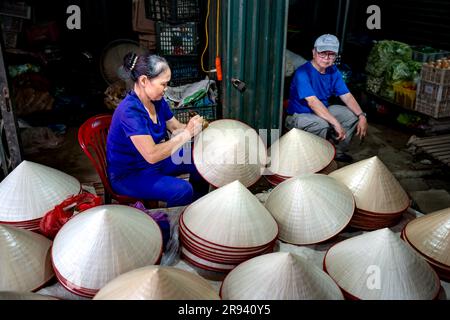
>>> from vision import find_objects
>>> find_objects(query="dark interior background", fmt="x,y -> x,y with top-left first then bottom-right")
2,0 -> 450,124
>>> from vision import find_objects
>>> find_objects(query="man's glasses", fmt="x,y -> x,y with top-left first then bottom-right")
317,51 -> 337,59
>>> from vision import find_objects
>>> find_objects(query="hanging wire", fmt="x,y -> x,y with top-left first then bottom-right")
200,0 -> 215,73
216,0 -> 220,57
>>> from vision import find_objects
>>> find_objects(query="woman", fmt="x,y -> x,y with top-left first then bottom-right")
106,52 -> 209,207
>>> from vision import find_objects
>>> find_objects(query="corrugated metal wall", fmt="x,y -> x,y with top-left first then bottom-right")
209,0 -> 288,132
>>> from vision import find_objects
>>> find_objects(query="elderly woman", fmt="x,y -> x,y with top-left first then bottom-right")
106,52 -> 209,207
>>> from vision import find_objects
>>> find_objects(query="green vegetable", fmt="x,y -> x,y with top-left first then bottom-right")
365,40 -> 412,77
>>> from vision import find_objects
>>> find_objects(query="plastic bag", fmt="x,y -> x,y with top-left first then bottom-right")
132,201 -> 171,250
131,202 -> 184,266
39,192 -> 102,239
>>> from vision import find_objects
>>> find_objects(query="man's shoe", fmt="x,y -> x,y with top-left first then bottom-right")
335,153 -> 353,163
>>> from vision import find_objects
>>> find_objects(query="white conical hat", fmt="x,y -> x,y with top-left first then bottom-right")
404,207 -> 450,267
324,228 -> 440,300
94,266 -> 219,300
193,119 -> 267,187
0,161 -> 81,222
181,246 -> 238,272
268,128 -> 335,177
182,180 -> 278,248
180,220 -> 273,256
329,156 -> 409,214
0,291 -> 57,300
221,252 -> 343,300
265,174 -> 354,245
52,205 -> 163,297
0,225 -> 54,292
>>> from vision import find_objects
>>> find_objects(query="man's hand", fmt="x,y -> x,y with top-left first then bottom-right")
333,123 -> 346,141
356,116 -> 368,139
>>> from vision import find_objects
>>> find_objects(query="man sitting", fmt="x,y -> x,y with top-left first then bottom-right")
285,34 -> 368,162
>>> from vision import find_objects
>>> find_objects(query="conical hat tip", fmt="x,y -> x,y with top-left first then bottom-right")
370,228 -> 403,245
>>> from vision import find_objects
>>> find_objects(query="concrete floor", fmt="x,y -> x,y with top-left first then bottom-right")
25,121 -> 450,214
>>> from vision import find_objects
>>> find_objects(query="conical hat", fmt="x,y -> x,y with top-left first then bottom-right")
0,225 -> 54,292
193,119 -> 267,187
404,207 -> 450,267
265,174 -> 354,245
52,205 -> 163,297
182,180 -> 278,248
324,228 -> 440,300
181,246 -> 238,272
0,161 -> 81,222
94,266 -> 219,300
329,156 -> 409,214
268,128 -> 335,177
0,291 -> 57,300
179,219 -> 273,255
221,252 -> 343,300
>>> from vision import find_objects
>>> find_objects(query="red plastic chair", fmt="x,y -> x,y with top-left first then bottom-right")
78,114 -> 157,207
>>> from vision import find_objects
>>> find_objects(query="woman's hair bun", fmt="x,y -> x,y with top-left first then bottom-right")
123,52 -> 138,72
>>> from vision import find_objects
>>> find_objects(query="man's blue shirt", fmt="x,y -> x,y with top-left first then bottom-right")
287,61 -> 350,115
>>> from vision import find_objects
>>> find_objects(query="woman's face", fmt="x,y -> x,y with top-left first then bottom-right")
143,68 -> 171,101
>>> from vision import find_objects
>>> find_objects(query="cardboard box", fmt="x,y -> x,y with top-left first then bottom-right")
133,0 -> 155,34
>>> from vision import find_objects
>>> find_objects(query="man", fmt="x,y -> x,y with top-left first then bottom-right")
285,34 -> 368,162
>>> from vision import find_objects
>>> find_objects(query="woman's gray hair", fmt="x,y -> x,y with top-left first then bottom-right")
119,52 -> 170,82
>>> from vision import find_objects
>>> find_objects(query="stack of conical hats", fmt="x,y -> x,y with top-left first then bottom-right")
266,129 -> 335,186
94,266 -> 220,300
265,174 -> 354,245
324,228 -> 441,300
0,161 -> 81,232
179,180 -> 278,273
220,252 -> 344,300
329,156 -> 410,230
52,205 -> 163,298
0,225 -> 54,292
193,119 -> 267,188
0,291 -> 57,300
401,207 -> 450,281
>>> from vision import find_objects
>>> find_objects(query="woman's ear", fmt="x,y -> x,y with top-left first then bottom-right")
138,75 -> 147,87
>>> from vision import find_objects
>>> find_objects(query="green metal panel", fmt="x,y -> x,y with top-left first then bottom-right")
213,0 -> 288,132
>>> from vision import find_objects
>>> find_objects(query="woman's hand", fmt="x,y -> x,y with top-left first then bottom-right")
185,115 -> 204,138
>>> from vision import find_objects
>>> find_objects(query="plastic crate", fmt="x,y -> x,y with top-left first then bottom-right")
415,96 -> 450,119
166,56 -> 201,86
412,46 -> 450,62
145,0 -> 200,23
171,105 -> 217,124
417,80 -> 450,101
156,22 -> 198,56
421,64 -> 450,85
393,82 -> 416,109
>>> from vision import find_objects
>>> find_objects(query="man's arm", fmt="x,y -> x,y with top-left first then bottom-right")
305,96 -> 346,141
339,92 -> 364,116
340,93 -> 368,139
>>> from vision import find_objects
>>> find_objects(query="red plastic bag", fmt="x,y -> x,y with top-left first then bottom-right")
39,192 -> 102,239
